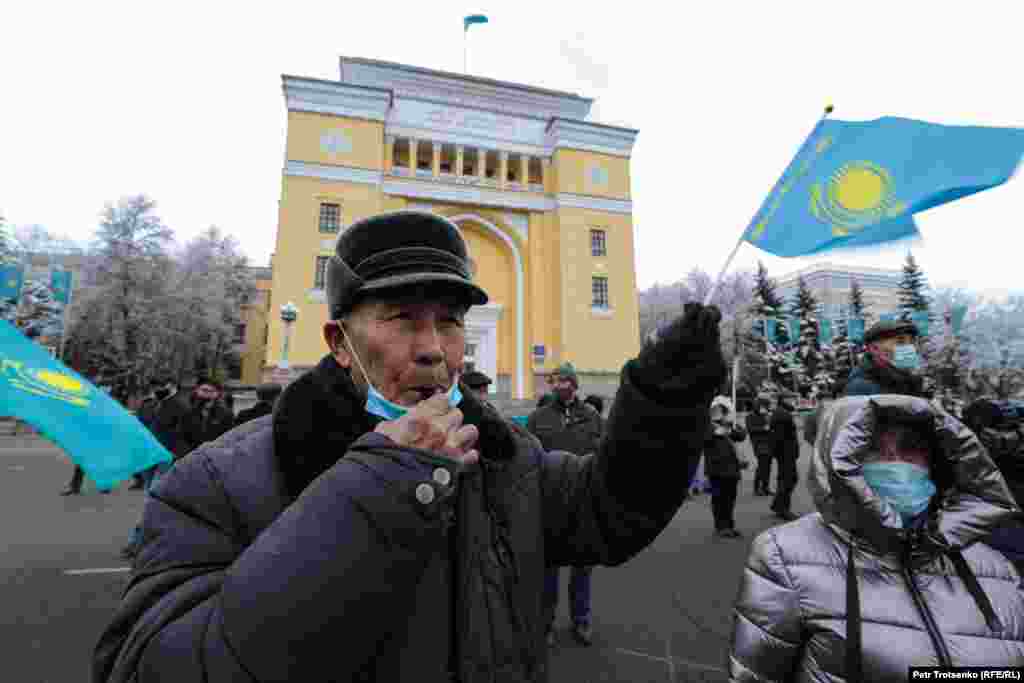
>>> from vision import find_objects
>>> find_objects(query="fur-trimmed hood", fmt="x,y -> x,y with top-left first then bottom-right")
271,354 -> 523,500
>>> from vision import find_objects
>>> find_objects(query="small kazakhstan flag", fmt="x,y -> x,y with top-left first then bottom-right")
464,14 -> 488,31
0,320 -> 172,489
1,263 -> 24,301
744,116 -> 1024,257
50,269 -> 72,305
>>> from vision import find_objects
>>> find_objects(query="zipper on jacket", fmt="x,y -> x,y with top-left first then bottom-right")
901,563 -> 952,666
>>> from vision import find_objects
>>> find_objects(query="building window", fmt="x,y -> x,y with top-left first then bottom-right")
416,142 -> 432,171
592,276 -> 609,309
528,157 -> 543,186
484,150 -> 499,179
440,143 -> 456,174
263,325 -> 269,347
590,229 -> 607,257
393,138 -> 410,171
463,148 -> 479,176
507,153 -> 522,183
319,203 -> 341,233
314,256 -> 329,290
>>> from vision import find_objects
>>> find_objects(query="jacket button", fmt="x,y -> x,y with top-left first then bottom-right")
433,467 -> 452,486
415,483 -> 435,504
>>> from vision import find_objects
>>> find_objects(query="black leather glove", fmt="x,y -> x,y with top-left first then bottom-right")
632,303 -> 727,401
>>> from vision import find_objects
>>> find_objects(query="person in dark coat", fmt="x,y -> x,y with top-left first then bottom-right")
527,361 -> 604,647
234,383 -> 282,427
769,395 -> 801,521
963,399 -> 1024,573
93,210 -> 727,683
745,396 -> 775,496
179,378 -> 235,456
147,380 -> 190,460
803,319 -> 928,449
583,394 -> 605,417
131,380 -> 168,490
704,397 -> 748,538
843,319 -> 926,397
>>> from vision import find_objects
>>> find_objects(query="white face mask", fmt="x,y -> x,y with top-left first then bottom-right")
338,323 -> 462,421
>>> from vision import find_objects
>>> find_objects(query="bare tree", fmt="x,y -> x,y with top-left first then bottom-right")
172,226 -> 253,383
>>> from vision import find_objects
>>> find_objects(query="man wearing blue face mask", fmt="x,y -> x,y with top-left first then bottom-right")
94,210 -> 728,683
843,319 -> 927,398
802,319 -> 931,448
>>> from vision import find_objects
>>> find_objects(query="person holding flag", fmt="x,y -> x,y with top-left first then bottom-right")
93,210 -> 727,682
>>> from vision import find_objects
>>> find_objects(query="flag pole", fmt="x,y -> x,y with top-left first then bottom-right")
704,104 -> 835,307
58,277 -> 71,363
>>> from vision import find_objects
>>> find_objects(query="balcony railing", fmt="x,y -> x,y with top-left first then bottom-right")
386,167 -> 545,194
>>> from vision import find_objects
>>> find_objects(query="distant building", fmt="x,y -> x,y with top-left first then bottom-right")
233,266 -> 272,385
775,262 -> 903,327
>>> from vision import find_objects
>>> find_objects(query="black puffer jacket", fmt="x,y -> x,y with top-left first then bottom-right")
744,411 -> 773,458
770,405 -> 799,460
94,344 -> 719,682
731,396 -> 1024,681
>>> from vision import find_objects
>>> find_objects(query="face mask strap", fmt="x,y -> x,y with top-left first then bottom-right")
336,319 -> 461,405
336,321 -> 375,393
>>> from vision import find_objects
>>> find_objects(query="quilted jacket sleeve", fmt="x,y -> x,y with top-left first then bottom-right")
539,359 -> 712,568
730,530 -> 804,683
93,432 -> 456,683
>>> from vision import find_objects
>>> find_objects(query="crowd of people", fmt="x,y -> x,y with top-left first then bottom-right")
85,210 -> 1022,682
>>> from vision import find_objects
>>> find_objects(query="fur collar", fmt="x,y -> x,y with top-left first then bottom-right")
272,354 -> 520,500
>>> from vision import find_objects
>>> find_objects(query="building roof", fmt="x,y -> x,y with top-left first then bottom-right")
339,56 -> 592,103
247,265 -> 272,282
776,261 -> 903,283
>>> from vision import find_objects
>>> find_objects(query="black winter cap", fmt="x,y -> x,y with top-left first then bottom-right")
326,210 -> 488,319
462,371 -> 493,388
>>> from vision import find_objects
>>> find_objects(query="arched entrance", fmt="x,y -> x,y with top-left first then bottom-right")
448,214 -> 525,399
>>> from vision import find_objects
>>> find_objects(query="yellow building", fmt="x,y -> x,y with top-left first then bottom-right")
267,57 -> 640,399
236,266 -> 272,386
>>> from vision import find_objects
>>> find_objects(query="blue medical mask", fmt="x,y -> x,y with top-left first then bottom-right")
339,323 -> 463,421
891,344 -> 921,370
363,380 -> 462,421
862,462 -> 936,525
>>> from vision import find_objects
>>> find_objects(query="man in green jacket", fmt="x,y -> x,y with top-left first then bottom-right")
527,362 -> 603,647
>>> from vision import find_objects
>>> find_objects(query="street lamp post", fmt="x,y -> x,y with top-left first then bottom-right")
279,302 -> 298,371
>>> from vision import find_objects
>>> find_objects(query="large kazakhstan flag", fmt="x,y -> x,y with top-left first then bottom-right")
0,320 -> 172,489
745,117 -> 1024,257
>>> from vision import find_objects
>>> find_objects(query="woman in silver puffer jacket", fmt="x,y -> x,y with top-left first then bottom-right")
730,395 -> 1024,681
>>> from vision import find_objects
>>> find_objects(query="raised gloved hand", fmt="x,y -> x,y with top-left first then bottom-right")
633,303 -> 727,400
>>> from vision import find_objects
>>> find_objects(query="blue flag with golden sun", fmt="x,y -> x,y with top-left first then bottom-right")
0,320 -> 172,489
744,117 -> 1024,257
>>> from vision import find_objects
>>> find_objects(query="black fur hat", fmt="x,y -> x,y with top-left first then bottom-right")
326,210 -> 488,319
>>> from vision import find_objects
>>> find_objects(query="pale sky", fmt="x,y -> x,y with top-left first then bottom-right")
3,1 -> 1022,297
